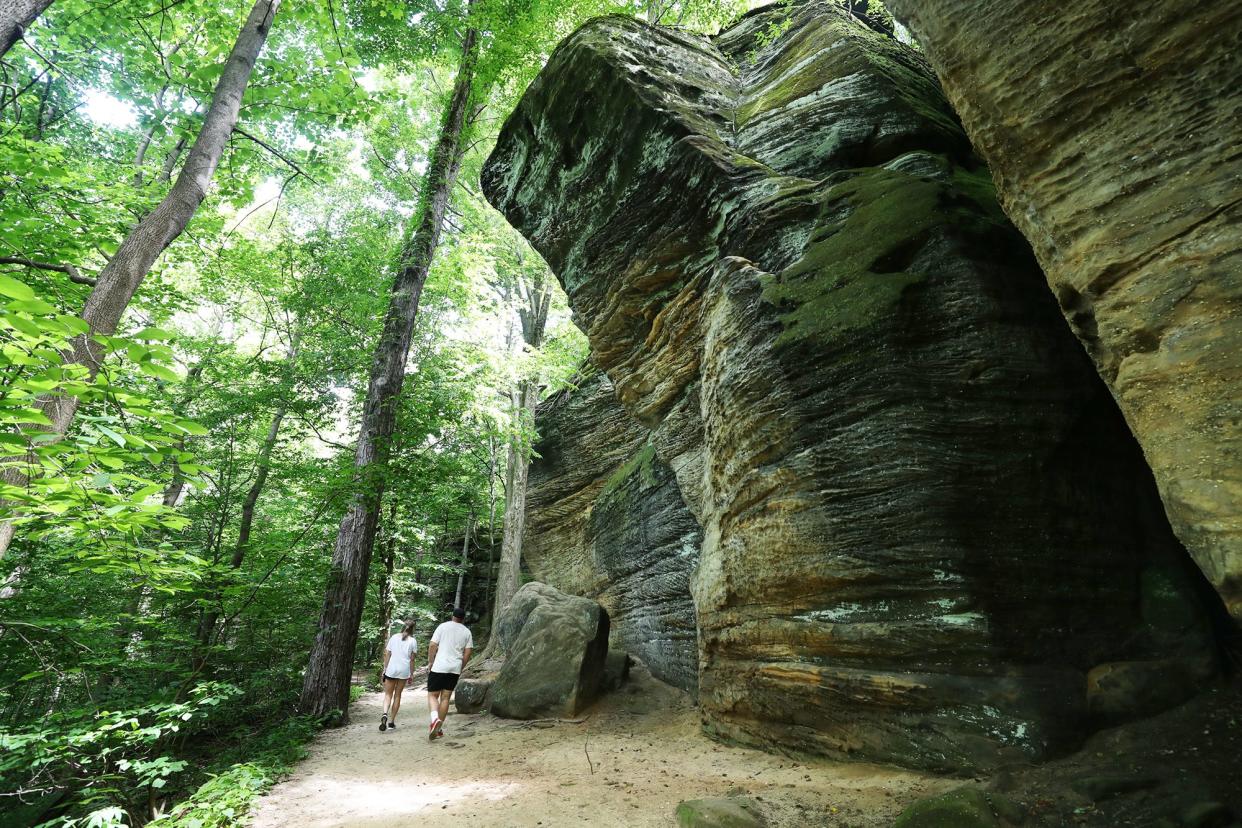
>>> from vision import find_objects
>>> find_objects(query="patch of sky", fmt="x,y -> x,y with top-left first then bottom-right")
84,90 -> 137,128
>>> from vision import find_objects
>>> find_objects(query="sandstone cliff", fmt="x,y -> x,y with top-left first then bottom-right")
525,369 -> 701,692
885,0 -> 1242,623
485,2 -> 1222,771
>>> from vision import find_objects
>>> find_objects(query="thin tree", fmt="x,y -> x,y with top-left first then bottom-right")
0,0 -> 283,557
298,25 -> 480,720
193,332 -> 299,668
0,0 -> 53,57
454,504 -> 474,608
488,263 -> 552,635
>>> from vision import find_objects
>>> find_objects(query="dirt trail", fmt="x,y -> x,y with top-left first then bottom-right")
249,664 -> 949,827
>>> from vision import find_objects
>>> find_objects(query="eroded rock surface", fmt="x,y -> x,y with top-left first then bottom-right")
525,369 -> 701,691
885,0 -> 1242,622
487,3 -> 1218,770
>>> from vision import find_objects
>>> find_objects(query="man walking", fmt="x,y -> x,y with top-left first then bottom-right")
427,606 -> 473,741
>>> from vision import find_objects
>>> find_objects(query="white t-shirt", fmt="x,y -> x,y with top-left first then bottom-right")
384,633 -> 418,679
430,621 -> 473,674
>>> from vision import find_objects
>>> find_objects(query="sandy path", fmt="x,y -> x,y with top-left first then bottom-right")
249,666 -> 950,827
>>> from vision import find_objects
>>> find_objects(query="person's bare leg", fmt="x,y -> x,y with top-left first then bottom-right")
437,691 -> 450,724
427,689 -> 440,718
380,679 -> 396,731
390,683 -> 404,723
427,690 -> 444,739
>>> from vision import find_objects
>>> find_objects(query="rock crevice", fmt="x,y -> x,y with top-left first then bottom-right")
885,0 -> 1242,622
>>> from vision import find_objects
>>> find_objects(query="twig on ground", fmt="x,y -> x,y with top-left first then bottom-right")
585,728 -> 595,775
505,715 -> 591,728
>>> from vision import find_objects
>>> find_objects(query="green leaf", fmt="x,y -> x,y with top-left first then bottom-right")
0,274 -> 36,301
97,425 -> 127,447
133,327 -> 176,341
6,314 -> 43,339
175,420 -> 209,437
139,363 -> 181,383
129,484 -> 162,502
7,298 -> 57,315
55,315 -> 91,335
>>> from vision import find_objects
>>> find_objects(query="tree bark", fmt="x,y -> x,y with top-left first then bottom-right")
0,0 -> 281,558
482,435 -> 499,619
298,27 -> 479,721
491,383 -> 535,624
0,0 -> 53,58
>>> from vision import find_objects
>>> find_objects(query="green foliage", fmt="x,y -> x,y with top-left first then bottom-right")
147,716 -> 316,828
0,683 -> 240,826
0,277 -> 203,586
0,0 -> 728,822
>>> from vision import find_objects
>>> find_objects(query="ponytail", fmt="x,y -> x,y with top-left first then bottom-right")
400,620 -> 416,641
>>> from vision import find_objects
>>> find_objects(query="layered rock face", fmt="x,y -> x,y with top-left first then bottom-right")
525,370 -> 701,692
885,0 -> 1242,622
486,3 -> 1219,771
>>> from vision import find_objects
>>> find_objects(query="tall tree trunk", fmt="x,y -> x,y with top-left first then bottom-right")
482,435 -> 499,619
0,0 -> 53,57
487,274 -> 552,633
0,0 -> 281,557
454,507 -> 473,609
298,28 -> 479,721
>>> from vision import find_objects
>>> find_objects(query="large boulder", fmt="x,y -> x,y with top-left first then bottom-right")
484,2 -> 1219,770
885,0 -> 1242,624
489,582 -> 611,719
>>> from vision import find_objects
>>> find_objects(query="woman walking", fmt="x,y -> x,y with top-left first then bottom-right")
380,621 -> 418,732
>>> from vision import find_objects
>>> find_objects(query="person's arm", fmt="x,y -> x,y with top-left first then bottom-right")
382,645 -> 391,677
427,641 -> 439,669
461,646 -> 473,672
407,642 -> 417,685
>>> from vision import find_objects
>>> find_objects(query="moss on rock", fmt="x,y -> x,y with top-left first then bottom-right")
893,786 -> 1024,828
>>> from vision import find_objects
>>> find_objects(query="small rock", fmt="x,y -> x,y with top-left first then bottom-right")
1178,801 -> 1233,828
453,678 -> 492,714
1070,773 -> 1161,802
675,797 -> 766,828
894,786 -> 1025,828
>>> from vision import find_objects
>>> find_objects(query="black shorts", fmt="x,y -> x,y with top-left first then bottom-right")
382,674 -> 406,683
427,671 -> 460,692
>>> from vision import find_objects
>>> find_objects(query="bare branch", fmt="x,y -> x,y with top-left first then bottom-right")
0,256 -> 95,286
232,126 -> 319,184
